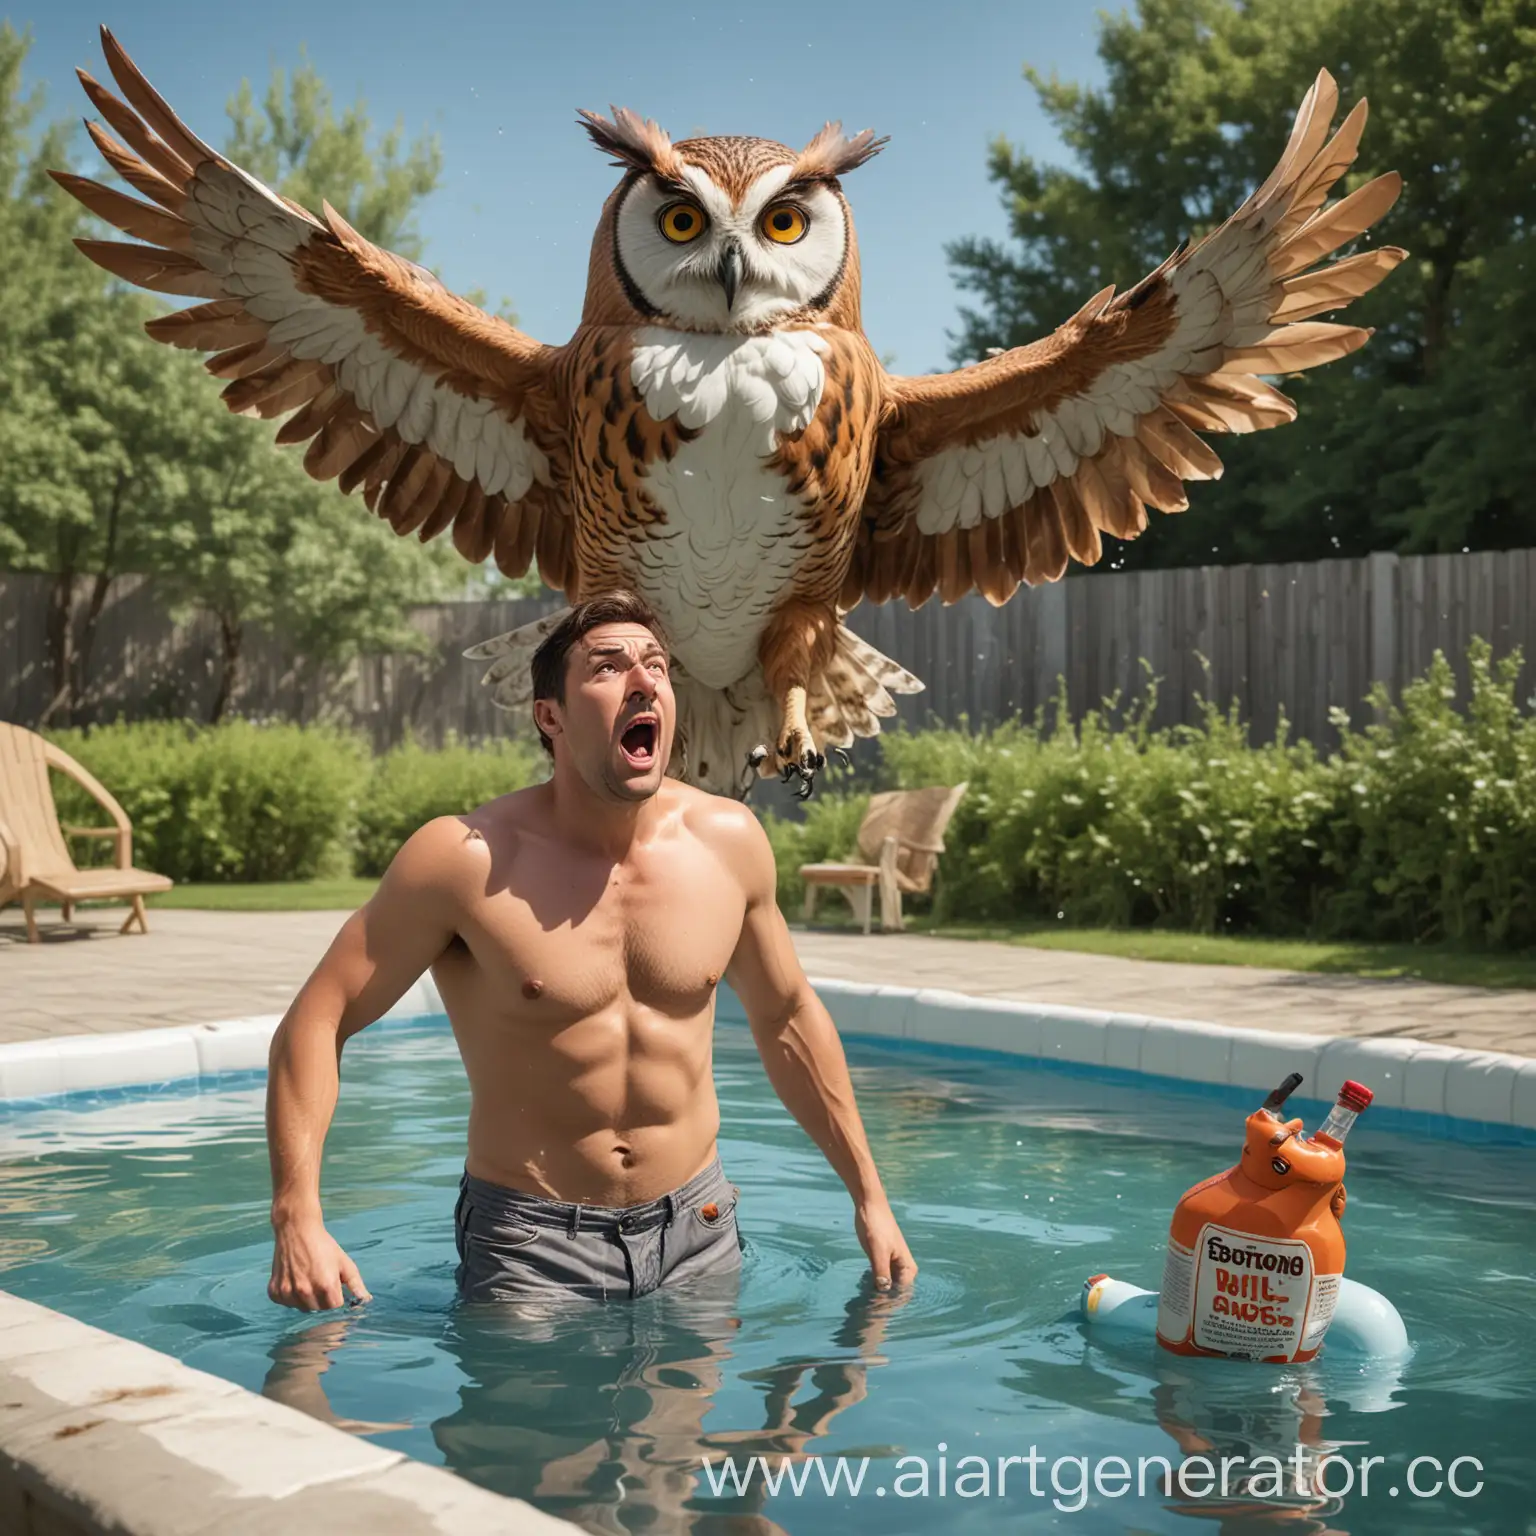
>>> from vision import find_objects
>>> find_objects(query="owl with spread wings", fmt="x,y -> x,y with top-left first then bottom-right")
56,29 -> 1404,797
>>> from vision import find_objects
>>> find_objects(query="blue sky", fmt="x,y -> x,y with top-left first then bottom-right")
16,0 -> 1116,373
12,3 -> 1118,373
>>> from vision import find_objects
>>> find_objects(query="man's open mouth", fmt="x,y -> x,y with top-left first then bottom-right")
619,716 -> 658,768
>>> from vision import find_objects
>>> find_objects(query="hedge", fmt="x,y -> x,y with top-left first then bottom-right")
765,641 -> 1536,951
45,720 -> 368,883
38,640 -> 1536,950
353,735 -> 546,877
45,723 -> 546,884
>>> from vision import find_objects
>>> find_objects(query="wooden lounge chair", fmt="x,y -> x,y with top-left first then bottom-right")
0,722 -> 173,943
799,782 -> 968,934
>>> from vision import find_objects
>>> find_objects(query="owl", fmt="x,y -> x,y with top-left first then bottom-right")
57,30 -> 1404,797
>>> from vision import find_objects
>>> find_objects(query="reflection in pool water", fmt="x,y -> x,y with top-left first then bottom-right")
0,1018 -> 1532,1534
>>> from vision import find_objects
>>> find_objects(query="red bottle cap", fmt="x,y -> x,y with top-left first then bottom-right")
1338,1080 -> 1374,1112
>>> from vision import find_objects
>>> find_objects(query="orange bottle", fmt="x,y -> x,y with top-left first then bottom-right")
1155,1074 -> 1374,1363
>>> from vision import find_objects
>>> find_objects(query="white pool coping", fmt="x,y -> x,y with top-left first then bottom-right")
0,973 -> 581,1534
0,1290 -> 570,1535
804,979 -> 1536,1136
2,972 -> 1533,1133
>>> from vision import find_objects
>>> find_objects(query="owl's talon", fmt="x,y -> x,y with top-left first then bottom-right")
769,724 -> 826,797
737,744 -> 772,800
772,742 -> 825,799
832,746 -> 852,767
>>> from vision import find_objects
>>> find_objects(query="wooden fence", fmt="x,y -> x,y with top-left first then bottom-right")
4,548 -> 1535,757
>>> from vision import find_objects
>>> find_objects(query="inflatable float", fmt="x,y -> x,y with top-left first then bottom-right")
1081,1073 -> 1410,1363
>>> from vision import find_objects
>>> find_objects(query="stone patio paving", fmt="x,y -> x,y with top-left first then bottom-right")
2,908 -> 1532,1057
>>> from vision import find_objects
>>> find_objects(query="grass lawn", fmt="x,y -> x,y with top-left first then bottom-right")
148,879 -> 379,911
137,881 -> 1536,990
895,914 -> 1536,990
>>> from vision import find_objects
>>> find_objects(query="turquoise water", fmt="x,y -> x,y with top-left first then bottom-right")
1,1017 -> 1533,1535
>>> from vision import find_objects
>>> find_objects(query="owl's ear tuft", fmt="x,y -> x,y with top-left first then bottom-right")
791,122 -> 889,182
577,106 -> 684,181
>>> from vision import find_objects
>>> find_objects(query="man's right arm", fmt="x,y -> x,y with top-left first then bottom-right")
266,817 -> 471,1310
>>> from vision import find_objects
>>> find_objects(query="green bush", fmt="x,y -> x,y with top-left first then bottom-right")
43,722 -> 546,885
895,699 -> 1331,934
354,735 -> 547,877
37,641 -> 1536,953
1318,641 -> 1536,947
761,792 -> 872,913
862,644 -> 1534,950
46,720 -> 365,883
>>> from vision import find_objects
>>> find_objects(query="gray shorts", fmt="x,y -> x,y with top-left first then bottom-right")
454,1156 -> 744,1304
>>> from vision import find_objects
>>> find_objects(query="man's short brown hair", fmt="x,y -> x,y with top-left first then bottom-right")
530,590 -> 670,757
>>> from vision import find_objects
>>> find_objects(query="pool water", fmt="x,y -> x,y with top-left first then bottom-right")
1,1018 -> 1533,1535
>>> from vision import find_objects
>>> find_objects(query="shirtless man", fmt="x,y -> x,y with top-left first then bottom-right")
266,590 -> 916,1309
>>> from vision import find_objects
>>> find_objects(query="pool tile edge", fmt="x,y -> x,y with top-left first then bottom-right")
5,971 -> 1533,1134
800,977 -> 1536,1133
0,1290 -> 572,1536
0,975 -> 448,1108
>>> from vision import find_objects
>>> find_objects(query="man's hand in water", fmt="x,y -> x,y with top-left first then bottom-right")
269,1215 -> 372,1311
856,1198 -> 917,1291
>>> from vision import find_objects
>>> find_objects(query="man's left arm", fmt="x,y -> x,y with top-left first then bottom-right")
721,808 -> 917,1290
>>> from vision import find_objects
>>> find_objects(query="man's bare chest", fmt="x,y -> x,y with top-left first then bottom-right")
456,852 -> 745,1019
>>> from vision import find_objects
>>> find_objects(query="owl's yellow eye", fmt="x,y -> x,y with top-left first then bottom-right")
761,204 -> 808,244
659,203 -> 707,243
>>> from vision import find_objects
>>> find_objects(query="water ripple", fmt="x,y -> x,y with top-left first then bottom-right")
0,1029 -> 1532,1536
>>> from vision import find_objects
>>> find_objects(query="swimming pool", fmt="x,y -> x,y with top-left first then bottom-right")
1,1016 -> 1532,1534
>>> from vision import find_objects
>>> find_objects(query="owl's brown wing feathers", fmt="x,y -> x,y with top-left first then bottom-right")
848,71 -> 1405,610
53,28 -> 574,589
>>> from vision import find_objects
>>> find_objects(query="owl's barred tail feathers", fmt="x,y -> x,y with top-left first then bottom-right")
462,608 -> 569,711
672,626 -> 923,796
807,624 -> 925,768
464,615 -> 922,799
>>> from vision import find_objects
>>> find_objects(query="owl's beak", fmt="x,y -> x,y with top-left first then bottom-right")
716,239 -> 743,312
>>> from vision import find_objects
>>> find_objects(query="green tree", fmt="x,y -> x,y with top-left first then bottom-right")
948,0 -> 1536,569
180,62 -> 462,716
223,49 -> 518,321
0,30 -> 468,723
222,48 -> 441,256
152,402 -> 462,722
0,24 -> 203,722
0,286 -> 204,721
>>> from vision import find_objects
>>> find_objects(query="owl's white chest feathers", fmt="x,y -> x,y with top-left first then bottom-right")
625,327 -> 829,689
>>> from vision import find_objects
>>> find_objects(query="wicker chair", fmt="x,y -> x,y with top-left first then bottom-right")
799,783 -> 968,934
0,722 -> 173,943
